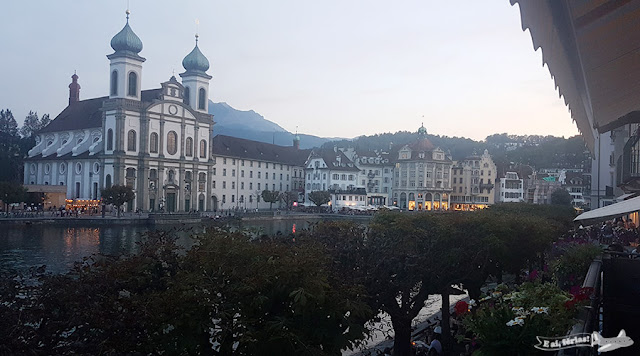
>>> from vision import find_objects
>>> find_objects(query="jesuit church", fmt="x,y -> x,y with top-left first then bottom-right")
24,11 -> 216,212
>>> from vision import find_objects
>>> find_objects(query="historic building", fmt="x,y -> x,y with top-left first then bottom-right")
450,149 -> 497,210
24,12 -> 216,212
304,149 -> 364,208
341,148 -> 394,206
496,171 -> 525,203
210,135 -> 309,211
392,124 -> 453,210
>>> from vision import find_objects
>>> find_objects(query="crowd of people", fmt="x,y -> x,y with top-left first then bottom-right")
575,217 -> 640,248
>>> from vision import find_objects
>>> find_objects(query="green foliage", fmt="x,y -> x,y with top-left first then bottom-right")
279,191 -> 297,210
0,229 -> 373,355
0,109 -> 18,136
100,185 -> 135,217
465,282 -> 579,356
20,111 -> 50,138
0,109 -> 34,183
261,189 -> 280,210
552,243 -> 601,290
0,181 -> 27,206
308,190 -> 331,207
551,188 -> 573,206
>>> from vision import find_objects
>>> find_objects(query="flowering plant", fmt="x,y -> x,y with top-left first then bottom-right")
463,282 -> 583,355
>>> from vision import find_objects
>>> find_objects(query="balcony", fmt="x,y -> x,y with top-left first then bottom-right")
618,134 -> 640,192
562,251 -> 640,355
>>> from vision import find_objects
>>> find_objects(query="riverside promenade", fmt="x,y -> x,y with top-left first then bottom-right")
0,210 -> 373,227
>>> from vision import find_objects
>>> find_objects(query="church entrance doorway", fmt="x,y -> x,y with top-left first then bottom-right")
166,193 -> 176,212
212,196 -> 218,212
198,194 -> 205,211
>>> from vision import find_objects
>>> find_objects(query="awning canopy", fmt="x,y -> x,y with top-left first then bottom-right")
574,195 -> 640,224
511,0 -> 640,154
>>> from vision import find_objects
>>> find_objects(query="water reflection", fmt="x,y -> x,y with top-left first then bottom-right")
0,218 -> 332,273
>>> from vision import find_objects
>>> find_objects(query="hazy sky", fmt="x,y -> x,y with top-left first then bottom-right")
1,1 -> 579,141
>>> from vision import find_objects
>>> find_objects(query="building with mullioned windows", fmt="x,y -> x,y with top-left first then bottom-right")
450,150 -> 497,210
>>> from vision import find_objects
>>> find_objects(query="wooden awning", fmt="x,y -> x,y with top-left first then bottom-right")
511,0 -> 640,153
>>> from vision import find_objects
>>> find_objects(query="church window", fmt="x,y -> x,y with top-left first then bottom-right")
44,164 -> 50,174
93,162 -> 100,173
105,174 -> 112,188
200,140 -> 207,158
150,133 -> 158,153
59,163 -> 66,174
167,131 -> 178,155
185,137 -> 193,157
107,129 -> 113,150
127,130 -> 136,151
76,162 -> 82,174
111,70 -> 118,96
128,72 -> 137,97
198,88 -> 206,110
184,87 -> 190,105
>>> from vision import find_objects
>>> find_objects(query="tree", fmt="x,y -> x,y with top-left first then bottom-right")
261,189 -> 280,210
20,111 -> 40,138
0,181 -> 27,214
0,228 -> 373,355
0,109 -> 18,137
308,190 -> 331,207
100,185 -> 135,217
551,188 -> 573,206
279,191 -> 297,210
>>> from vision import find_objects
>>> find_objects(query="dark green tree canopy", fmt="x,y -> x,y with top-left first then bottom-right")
261,189 -> 280,210
279,191 -> 297,210
308,190 -> 331,207
551,188 -> 573,206
101,185 -> 135,217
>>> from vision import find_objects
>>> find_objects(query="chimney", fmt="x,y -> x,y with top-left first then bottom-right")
69,73 -> 81,105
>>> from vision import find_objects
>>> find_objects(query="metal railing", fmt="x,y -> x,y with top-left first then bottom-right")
559,259 -> 602,356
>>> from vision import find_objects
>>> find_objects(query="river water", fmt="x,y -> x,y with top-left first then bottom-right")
0,218 -> 327,274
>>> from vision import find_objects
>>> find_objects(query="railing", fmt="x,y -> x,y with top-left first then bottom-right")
558,258 -> 602,356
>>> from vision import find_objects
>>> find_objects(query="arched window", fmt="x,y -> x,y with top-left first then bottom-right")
111,70 -> 118,96
105,174 -> 112,188
128,72 -> 137,97
149,132 -> 158,153
167,131 -> 178,155
184,87 -> 190,105
127,130 -> 136,151
107,129 -> 113,150
198,88 -> 206,110
199,139 -> 207,158
185,137 -> 193,157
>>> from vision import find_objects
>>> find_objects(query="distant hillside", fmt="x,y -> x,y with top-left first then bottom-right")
208,101 -> 336,149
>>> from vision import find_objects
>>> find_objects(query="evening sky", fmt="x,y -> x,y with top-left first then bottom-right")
0,0 -> 580,141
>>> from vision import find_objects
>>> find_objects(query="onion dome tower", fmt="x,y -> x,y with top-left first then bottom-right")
418,122 -> 427,136
107,10 -> 145,100
180,34 -> 212,113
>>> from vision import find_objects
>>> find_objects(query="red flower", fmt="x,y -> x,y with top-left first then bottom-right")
455,300 -> 469,315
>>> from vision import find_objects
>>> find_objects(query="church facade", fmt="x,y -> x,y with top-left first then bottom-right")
24,12 -> 216,212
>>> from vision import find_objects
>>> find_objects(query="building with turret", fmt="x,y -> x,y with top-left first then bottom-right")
23,11 -> 216,212
392,124 -> 453,210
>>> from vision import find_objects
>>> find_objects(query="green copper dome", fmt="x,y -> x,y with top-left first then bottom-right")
110,17 -> 143,54
418,123 -> 427,135
182,36 -> 210,73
